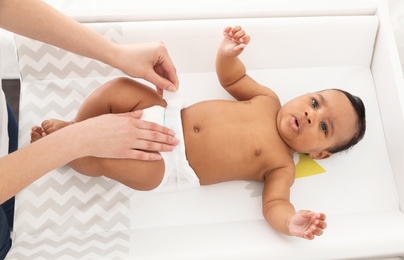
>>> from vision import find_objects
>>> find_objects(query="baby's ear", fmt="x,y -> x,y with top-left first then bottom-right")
308,151 -> 332,160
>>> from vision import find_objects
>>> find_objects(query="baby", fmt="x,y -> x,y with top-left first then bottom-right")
31,26 -> 366,240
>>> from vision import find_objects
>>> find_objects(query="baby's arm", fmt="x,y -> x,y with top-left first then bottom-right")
216,26 -> 276,101
262,168 -> 327,240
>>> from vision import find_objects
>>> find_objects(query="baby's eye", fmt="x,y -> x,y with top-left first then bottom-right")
311,99 -> 318,109
320,122 -> 328,134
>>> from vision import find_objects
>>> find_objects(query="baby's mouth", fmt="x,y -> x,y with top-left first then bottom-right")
290,116 -> 300,132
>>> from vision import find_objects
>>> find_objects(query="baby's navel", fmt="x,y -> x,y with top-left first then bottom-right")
254,149 -> 262,157
193,126 -> 200,133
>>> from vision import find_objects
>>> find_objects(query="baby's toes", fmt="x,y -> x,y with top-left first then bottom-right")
30,126 -> 44,143
41,120 -> 52,130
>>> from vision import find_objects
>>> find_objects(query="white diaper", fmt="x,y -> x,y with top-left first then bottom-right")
141,92 -> 200,192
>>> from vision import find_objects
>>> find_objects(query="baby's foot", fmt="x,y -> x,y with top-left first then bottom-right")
41,119 -> 73,135
30,119 -> 73,143
30,126 -> 44,143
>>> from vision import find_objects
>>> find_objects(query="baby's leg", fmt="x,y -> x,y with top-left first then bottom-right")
30,77 -> 166,142
69,77 -> 167,190
70,156 -> 165,191
32,77 -> 168,190
74,77 -> 166,122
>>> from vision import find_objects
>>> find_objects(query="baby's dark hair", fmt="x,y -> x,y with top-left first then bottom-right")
328,89 -> 366,154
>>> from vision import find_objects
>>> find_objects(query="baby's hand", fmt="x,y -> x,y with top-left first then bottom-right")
288,210 -> 327,240
219,25 -> 251,57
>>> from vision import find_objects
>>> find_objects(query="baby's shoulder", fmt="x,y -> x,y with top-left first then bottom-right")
251,91 -> 281,106
261,143 -> 295,178
263,159 -> 295,187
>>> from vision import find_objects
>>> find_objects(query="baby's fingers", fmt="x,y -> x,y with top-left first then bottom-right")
313,226 -> 324,237
223,26 -> 232,36
303,225 -> 321,240
303,230 -> 315,240
317,213 -> 327,221
310,220 -> 327,237
232,28 -> 248,43
230,25 -> 243,35
224,26 -> 249,42
317,219 -> 327,229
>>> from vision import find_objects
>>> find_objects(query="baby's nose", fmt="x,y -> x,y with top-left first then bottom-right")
305,110 -> 313,125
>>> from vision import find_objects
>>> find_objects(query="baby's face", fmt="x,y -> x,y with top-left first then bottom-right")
276,89 -> 357,157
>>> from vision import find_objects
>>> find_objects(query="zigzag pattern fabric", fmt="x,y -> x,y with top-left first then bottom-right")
8,230 -> 131,259
16,24 -> 124,81
7,23 -> 134,259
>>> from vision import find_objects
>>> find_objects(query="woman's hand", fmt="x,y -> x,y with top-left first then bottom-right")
77,111 -> 179,160
112,42 -> 179,95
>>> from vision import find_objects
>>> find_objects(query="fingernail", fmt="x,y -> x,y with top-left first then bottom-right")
153,154 -> 162,160
167,86 -> 177,92
168,129 -> 176,136
172,137 -> 180,144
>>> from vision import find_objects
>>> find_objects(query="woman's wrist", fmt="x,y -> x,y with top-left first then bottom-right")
101,41 -> 124,72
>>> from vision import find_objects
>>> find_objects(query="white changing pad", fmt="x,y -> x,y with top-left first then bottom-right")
7,1 -> 404,259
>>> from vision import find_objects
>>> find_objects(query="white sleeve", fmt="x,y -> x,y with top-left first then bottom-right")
0,50 -> 10,158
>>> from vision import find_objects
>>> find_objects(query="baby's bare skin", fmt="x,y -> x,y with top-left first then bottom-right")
182,96 -> 290,185
31,26 -> 358,240
32,94 -> 289,186
31,120 -> 72,142
30,76 -> 325,240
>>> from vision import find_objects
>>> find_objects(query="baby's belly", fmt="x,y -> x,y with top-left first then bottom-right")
181,102 -> 268,184
183,129 -> 267,184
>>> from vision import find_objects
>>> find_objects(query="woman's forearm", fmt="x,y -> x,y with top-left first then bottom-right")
0,0 -> 178,89
0,0 -> 117,67
0,125 -> 84,204
0,111 -> 177,203
0,0 -> 181,203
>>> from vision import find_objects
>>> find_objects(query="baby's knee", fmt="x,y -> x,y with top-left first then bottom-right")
127,163 -> 165,191
107,77 -> 140,89
135,180 -> 161,191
